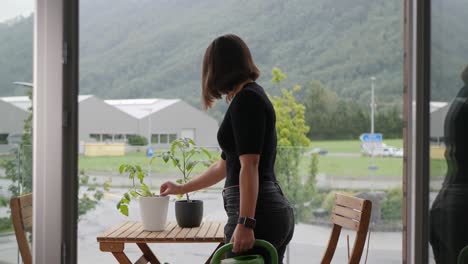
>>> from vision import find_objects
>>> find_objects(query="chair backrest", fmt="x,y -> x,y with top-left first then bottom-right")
321,193 -> 372,264
10,193 -> 32,264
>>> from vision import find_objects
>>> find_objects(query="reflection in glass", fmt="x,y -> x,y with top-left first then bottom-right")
430,65 -> 468,263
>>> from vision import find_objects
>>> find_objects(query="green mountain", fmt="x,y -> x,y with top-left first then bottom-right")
0,0 -> 467,109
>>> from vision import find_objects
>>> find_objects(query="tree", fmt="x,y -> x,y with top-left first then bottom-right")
270,67 -> 314,222
302,81 -> 338,139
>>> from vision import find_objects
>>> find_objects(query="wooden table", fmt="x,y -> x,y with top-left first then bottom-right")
97,221 -> 225,264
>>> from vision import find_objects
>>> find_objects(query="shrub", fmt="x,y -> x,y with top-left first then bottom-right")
381,187 -> 403,221
0,195 -> 8,207
0,217 -> 12,233
127,135 -> 148,146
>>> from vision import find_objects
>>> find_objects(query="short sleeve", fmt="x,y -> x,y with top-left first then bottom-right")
230,90 -> 266,156
221,151 -> 226,160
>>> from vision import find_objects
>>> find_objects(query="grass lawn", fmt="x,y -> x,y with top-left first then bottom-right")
311,139 -> 403,153
79,150 -> 219,174
315,156 -> 403,177
78,139 -> 449,179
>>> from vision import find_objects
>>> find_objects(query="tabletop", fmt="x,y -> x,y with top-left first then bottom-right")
97,221 -> 225,243
97,221 -> 226,264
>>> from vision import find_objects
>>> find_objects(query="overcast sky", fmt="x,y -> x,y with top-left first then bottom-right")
0,0 -> 33,23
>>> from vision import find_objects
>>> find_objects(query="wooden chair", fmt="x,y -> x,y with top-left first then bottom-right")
10,193 -> 33,264
321,193 -> 372,264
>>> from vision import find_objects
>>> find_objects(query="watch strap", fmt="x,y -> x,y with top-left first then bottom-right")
237,216 -> 256,229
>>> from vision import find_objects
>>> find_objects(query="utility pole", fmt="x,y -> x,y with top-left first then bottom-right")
371,76 -> 376,134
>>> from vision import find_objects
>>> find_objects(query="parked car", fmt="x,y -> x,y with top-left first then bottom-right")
393,148 -> 404,158
308,148 -> 328,156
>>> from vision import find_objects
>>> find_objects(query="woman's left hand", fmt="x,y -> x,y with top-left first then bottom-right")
230,224 -> 255,253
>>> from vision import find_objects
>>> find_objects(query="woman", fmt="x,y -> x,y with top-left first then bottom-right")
430,64 -> 468,263
160,34 -> 295,263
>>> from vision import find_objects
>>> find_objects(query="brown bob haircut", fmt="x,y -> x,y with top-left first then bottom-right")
202,34 -> 260,109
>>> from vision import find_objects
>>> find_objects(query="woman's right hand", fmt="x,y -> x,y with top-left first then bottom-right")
160,181 -> 184,196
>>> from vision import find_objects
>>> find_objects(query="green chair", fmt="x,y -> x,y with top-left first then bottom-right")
210,240 -> 278,264
459,246 -> 468,264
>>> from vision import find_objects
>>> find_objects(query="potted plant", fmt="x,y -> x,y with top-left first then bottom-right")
116,164 -> 169,231
160,138 -> 212,228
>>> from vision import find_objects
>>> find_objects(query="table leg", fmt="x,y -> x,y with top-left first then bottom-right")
137,243 -> 161,264
112,252 -> 132,264
205,242 -> 225,264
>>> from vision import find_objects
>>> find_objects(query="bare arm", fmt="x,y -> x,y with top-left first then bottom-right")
238,154 -> 259,218
230,154 -> 259,253
160,159 -> 226,196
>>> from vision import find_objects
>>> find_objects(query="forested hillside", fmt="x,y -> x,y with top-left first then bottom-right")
0,0 -> 467,109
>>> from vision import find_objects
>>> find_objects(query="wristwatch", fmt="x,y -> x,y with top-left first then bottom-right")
237,217 -> 256,229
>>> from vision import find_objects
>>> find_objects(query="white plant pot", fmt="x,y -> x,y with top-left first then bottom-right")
139,196 -> 169,231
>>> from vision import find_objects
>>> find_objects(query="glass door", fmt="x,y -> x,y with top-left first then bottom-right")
0,2 -> 34,263
428,0 -> 468,263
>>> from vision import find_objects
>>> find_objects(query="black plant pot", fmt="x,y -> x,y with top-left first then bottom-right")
175,200 -> 203,228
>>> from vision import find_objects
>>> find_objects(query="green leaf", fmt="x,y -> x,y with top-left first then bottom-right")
130,190 -> 139,198
119,164 -> 125,174
162,152 -> 170,163
187,138 -> 196,146
186,161 -> 196,171
124,193 -> 131,201
119,204 -> 129,216
176,194 -> 184,199
176,179 -> 183,184
135,165 -> 143,172
104,179 -> 111,191
137,171 -> 145,184
140,183 -> 152,196
172,157 -> 180,167
201,148 -> 212,158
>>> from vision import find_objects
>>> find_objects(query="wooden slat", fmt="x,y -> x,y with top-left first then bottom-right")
333,205 -> 361,221
108,222 -> 138,239
196,222 -> 212,239
175,226 -> 191,239
98,222 -> 129,239
119,222 -> 143,240
154,222 -> 177,239
205,222 -> 221,239
215,222 -> 225,239
128,224 -> 145,239
137,230 -> 153,240
331,214 -> 359,231
23,216 -> 33,230
186,222 -> 205,240
19,194 -> 32,208
335,194 -> 363,210
21,206 -> 32,218
10,197 -> 32,264
167,225 -> 183,239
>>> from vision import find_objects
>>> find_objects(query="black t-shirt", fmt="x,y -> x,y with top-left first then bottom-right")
217,82 -> 277,187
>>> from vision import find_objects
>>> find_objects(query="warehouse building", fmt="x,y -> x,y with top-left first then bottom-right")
105,98 -> 219,148
0,95 -> 219,151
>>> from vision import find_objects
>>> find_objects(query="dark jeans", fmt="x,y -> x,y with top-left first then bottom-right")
222,181 -> 295,264
430,184 -> 468,263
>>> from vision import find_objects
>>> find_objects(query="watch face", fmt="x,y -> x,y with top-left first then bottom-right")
245,218 -> 256,228
238,217 -> 256,229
